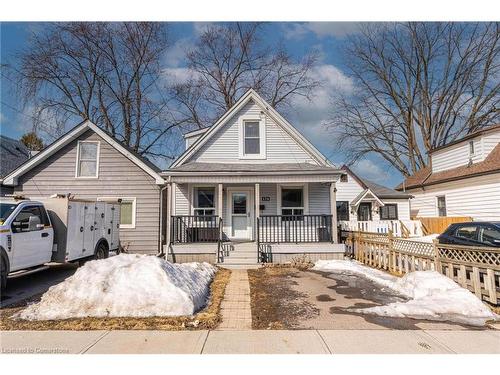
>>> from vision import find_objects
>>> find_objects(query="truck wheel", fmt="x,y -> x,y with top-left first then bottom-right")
94,242 -> 108,260
1,256 -> 8,293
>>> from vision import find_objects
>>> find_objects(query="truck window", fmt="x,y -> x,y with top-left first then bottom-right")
12,206 -> 45,233
0,203 -> 18,223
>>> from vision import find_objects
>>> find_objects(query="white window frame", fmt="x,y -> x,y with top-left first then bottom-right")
190,184 -> 217,217
436,195 -> 447,217
97,197 -> 136,229
75,140 -> 100,178
277,183 -> 309,216
238,116 -> 266,159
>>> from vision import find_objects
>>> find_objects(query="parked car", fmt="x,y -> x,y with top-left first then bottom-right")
0,195 -> 121,291
438,222 -> 500,248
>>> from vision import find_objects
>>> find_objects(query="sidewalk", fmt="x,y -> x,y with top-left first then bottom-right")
1,329 -> 499,354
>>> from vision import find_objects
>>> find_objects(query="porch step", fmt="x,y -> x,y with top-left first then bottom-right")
218,264 -> 261,269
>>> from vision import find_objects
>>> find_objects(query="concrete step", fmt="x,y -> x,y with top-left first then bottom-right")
218,264 -> 262,269
222,257 -> 259,265
226,251 -> 257,256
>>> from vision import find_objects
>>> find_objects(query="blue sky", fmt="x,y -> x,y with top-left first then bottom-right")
0,22 -> 403,187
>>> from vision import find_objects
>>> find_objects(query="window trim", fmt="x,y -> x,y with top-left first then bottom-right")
277,183 -> 309,216
97,197 -> 136,229
379,203 -> 398,220
436,195 -> 447,217
75,140 -> 100,179
190,184 -> 217,217
238,116 -> 266,160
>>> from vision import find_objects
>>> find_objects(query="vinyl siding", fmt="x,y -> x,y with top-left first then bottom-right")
13,130 -> 162,254
406,173 -> 500,221
190,100 -> 318,164
335,174 -> 365,221
431,129 -> 500,173
309,182 -> 331,215
174,183 -> 190,215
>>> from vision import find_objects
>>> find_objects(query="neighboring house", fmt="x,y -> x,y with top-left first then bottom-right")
2,121 -> 166,254
337,166 -> 420,236
162,89 -> 348,265
397,124 -> 500,221
0,135 -> 30,196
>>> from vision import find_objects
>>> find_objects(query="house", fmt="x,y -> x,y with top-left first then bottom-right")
397,124 -> 500,221
0,135 -> 30,196
1,121 -> 166,254
162,89 -> 350,265
337,166 -> 421,237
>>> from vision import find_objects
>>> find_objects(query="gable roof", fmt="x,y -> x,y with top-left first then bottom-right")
351,189 -> 385,207
397,143 -> 500,190
170,89 -> 332,168
0,135 -> 30,178
2,120 -> 164,185
341,165 -> 412,199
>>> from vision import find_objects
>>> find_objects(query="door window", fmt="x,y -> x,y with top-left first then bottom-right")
455,225 -> 477,240
357,203 -> 372,221
232,193 -> 247,214
12,206 -> 47,233
479,226 -> 500,246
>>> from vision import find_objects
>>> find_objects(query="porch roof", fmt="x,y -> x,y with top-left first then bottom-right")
163,162 -> 343,175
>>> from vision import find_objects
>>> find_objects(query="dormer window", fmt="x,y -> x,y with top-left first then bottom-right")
239,117 -> 266,159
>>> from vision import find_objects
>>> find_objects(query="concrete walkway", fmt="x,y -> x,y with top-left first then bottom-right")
218,269 -> 252,330
1,329 -> 499,354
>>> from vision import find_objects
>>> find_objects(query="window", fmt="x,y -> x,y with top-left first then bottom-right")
193,187 -> 215,216
76,141 -> 99,177
340,174 -> 348,183
281,187 -> 304,219
479,226 -> 500,246
336,201 -> 349,221
469,140 -> 475,155
12,206 -> 49,233
97,197 -> 136,228
357,202 -> 372,221
380,204 -> 398,220
455,225 -> 477,240
244,121 -> 260,155
437,196 -> 446,216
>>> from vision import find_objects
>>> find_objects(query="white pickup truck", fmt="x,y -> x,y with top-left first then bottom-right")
0,196 -> 121,291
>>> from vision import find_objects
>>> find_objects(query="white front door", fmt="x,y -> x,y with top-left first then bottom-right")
228,188 -> 253,240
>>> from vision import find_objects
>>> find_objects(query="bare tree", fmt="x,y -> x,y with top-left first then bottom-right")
15,22 -> 182,161
327,22 -> 500,176
169,23 -> 320,128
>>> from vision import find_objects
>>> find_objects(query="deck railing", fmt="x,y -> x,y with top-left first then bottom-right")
339,220 -> 423,238
171,215 -> 221,243
257,214 -> 333,244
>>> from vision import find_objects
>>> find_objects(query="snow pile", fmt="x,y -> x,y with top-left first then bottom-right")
407,234 -> 440,243
16,254 -> 216,320
314,259 -> 497,326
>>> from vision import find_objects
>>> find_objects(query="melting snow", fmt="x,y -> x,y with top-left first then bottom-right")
16,254 -> 216,320
314,259 -> 497,326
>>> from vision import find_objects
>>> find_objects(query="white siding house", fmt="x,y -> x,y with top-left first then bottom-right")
397,124 -> 500,221
163,89 -> 420,265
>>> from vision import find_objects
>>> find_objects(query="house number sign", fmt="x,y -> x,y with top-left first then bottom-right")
261,197 -> 270,201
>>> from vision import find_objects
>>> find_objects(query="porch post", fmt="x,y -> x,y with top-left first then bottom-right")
330,182 -> 338,243
166,183 -> 172,248
217,183 -> 223,218
171,182 -> 177,216
255,183 -> 260,241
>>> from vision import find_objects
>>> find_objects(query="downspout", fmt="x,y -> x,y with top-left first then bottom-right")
157,180 -> 169,258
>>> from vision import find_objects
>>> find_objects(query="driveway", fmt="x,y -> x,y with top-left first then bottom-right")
1,263 -> 78,307
248,267 -> 489,330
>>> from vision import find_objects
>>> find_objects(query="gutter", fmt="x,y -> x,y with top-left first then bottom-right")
157,184 -> 168,258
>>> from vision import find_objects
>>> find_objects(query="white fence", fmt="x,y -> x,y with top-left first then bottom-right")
339,220 -> 423,238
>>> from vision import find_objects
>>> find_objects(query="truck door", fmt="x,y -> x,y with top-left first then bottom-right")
94,202 -> 106,245
10,205 -> 53,270
111,204 -> 120,251
82,204 -> 95,257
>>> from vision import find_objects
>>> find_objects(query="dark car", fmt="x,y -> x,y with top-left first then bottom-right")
438,222 -> 500,248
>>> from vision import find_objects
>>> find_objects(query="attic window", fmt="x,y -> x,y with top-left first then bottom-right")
76,141 -> 99,178
469,140 -> 475,155
340,174 -> 348,183
239,117 -> 266,159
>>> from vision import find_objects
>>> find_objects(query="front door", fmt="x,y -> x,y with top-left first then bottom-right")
228,189 -> 253,240
357,202 -> 372,221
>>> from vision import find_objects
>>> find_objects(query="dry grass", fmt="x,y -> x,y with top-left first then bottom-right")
0,268 -> 231,331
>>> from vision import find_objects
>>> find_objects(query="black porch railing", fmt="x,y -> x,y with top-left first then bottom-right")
171,215 -> 220,243
257,214 -> 333,244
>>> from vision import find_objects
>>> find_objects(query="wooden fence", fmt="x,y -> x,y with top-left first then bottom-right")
343,231 -> 500,305
417,216 -> 472,235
